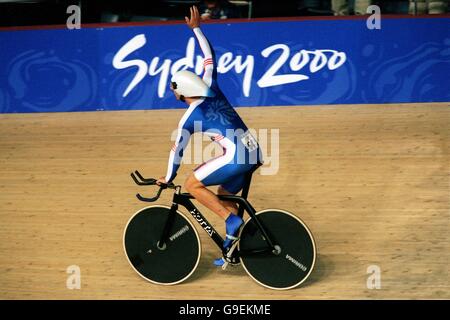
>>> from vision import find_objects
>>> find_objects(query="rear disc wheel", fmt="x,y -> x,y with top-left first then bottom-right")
239,209 -> 316,290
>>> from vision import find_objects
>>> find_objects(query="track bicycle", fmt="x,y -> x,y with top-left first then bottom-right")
123,166 -> 316,290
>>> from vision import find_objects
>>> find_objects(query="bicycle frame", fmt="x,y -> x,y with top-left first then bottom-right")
131,169 -> 277,257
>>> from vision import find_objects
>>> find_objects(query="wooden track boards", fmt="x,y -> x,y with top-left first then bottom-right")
0,103 -> 448,299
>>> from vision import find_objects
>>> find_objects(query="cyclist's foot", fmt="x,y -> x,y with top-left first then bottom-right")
213,256 -> 240,267
223,213 -> 243,249
213,257 -> 225,267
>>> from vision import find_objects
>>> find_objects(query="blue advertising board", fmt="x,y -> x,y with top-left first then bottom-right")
0,17 -> 449,113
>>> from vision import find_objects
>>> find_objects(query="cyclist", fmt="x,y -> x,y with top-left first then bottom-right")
157,6 -> 262,266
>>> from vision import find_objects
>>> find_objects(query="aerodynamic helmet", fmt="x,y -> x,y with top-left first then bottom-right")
170,70 -> 215,98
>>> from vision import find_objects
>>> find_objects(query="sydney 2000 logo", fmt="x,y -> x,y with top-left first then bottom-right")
112,35 -> 347,99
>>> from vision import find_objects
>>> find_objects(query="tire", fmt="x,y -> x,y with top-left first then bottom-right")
238,209 -> 316,290
123,205 -> 201,285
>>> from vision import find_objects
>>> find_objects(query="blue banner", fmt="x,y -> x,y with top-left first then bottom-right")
0,17 -> 449,113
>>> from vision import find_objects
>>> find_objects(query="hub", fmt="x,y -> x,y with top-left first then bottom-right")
156,241 -> 167,250
272,245 -> 282,255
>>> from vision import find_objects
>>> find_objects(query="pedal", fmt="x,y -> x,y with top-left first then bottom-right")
222,241 -> 240,270
221,260 -> 229,270
221,257 -> 240,270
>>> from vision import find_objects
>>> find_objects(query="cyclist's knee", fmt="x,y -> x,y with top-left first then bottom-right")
184,177 -> 194,193
184,174 -> 202,193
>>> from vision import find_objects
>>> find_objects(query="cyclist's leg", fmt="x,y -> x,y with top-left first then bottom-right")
211,173 -> 250,266
217,174 -> 247,215
217,186 -> 238,215
188,160 -> 252,244
190,161 -> 250,217
184,173 -> 230,219
185,172 -> 244,255
184,149 -> 244,220
186,163 -> 247,216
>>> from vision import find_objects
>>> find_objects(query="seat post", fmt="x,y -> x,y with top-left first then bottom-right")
237,172 -> 252,219
240,172 -> 252,200
237,163 -> 261,218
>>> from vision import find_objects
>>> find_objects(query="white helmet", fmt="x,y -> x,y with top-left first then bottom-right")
171,70 -> 215,98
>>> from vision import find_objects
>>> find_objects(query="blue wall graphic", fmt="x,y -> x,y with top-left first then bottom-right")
0,17 -> 449,113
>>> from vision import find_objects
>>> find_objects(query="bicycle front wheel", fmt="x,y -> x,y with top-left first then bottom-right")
123,205 -> 201,285
239,209 -> 316,290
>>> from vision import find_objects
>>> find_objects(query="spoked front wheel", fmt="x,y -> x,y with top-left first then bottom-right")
238,209 -> 316,290
123,205 -> 201,285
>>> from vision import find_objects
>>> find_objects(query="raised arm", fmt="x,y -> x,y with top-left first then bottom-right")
185,6 -> 216,87
164,117 -> 193,183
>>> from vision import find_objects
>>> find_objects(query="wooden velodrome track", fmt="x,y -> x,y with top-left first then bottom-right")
0,102 -> 448,299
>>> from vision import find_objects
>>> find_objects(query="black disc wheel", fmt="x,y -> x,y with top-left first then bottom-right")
123,205 -> 201,285
239,209 -> 316,290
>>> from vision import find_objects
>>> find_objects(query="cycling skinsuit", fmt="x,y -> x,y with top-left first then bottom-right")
164,27 -> 263,194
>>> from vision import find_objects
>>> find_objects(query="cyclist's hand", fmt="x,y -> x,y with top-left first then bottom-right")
156,177 -> 167,186
185,5 -> 200,29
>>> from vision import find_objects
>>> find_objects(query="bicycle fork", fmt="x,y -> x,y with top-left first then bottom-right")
156,202 -> 179,250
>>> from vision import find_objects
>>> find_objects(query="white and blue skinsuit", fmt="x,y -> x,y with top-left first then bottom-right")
164,27 -> 263,194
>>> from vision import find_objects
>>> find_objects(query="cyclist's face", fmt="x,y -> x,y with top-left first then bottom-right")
170,83 -> 181,100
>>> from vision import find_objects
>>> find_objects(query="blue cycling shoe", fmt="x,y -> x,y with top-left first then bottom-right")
213,256 -> 240,267
213,257 -> 226,267
223,213 -> 243,249
213,214 -> 243,267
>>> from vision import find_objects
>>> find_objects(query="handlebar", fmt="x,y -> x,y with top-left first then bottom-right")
130,170 -> 177,202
